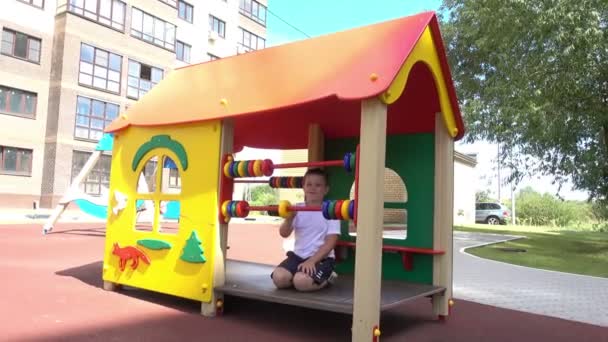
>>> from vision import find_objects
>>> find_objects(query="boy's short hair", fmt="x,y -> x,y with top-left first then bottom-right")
303,168 -> 329,185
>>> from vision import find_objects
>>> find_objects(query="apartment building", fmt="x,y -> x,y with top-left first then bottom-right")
0,0 -> 268,208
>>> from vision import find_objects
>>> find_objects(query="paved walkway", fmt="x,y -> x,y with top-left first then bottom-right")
453,231 -> 608,327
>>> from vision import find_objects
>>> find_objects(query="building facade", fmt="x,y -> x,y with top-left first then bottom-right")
0,0 -> 267,208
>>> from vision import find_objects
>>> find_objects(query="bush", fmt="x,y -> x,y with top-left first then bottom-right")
515,187 -> 593,227
249,185 -> 279,206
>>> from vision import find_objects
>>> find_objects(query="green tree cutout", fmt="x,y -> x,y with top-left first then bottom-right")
180,231 -> 206,263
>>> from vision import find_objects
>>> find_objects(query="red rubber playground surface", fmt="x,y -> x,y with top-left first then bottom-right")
1,222 -> 605,342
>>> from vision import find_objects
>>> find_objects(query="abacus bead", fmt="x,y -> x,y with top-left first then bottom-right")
341,200 -> 351,220
322,200 -> 330,220
221,201 -> 230,217
247,160 -> 255,177
278,200 -> 291,218
334,200 -> 343,220
223,162 -> 232,178
344,153 -> 351,172
327,201 -> 336,219
253,160 -> 263,177
230,162 -> 239,178
262,159 -> 274,176
237,161 -> 246,177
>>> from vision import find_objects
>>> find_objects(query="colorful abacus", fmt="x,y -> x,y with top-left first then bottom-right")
223,152 -> 356,179
322,199 -> 355,220
220,199 -> 355,221
268,176 -> 303,188
223,158 -> 274,178
221,200 -> 250,219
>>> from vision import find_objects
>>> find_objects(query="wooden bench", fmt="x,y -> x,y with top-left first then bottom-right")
335,241 -> 445,271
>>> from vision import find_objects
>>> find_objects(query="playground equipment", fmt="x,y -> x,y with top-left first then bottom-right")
42,134 -> 180,234
99,11 -> 464,341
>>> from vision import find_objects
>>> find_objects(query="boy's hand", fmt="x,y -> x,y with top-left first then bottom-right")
297,260 -> 316,276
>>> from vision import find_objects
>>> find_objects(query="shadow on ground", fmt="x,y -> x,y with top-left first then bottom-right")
48,227 -> 106,237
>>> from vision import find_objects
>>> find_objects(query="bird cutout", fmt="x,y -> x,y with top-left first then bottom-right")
113,190 -> 128,215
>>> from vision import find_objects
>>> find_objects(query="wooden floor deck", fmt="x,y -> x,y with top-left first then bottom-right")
216,259 -> 445,314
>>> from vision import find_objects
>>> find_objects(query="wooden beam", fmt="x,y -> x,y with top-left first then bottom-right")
352,98 -> 386,341
432,112 -> 454,317
307,123 -> 325,164
201,119 -> 234,317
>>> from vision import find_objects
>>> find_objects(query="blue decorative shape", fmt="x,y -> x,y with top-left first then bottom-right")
164,157 -> 178,169
74,199 -> 108,219
96,133 -> 114,151
163,201 -> 181,220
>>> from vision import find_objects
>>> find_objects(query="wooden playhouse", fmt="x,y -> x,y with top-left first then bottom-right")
101,11 -> 464,341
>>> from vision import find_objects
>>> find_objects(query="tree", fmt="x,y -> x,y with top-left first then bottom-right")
439,0 -> 608,204
476,189 -> 494,202
250,185 -> 279,206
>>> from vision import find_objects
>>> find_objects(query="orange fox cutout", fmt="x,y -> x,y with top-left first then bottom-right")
112,243 -> 151,271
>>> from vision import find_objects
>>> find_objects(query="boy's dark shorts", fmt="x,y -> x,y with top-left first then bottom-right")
273,251 -> 335,284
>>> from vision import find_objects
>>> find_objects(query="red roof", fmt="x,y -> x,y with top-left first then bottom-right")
106,11 -> 464,150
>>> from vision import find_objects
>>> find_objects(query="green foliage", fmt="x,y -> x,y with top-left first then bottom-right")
439,0 -> 608,201
515,186 -> 593,226
475,189 -> 494,202
249,185 -> 279,206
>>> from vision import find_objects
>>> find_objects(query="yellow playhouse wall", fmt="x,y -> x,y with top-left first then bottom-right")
102,120 -> 221,303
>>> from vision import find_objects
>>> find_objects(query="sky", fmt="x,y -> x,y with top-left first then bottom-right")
251,0 -> 589,202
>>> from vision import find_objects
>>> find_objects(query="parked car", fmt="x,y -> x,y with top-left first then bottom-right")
475,202 -> 510,225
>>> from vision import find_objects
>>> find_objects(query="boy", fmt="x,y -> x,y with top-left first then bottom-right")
271,168 -> 340,291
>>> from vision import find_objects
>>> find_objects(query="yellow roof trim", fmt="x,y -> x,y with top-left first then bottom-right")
380,27 -> 459,138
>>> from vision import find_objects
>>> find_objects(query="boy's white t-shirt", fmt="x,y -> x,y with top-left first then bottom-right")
292,205 -> 341,259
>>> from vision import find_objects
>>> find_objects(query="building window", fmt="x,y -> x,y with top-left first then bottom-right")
127,60 -> 163,100
239,0 -> 266,26
131,8 -> 176,51
209,15 -> 226,38
178,1 -> 193,23
1,29 -> 41,63
0,145 -> 33,176
67,0 -> 126,31
168,168 -> 181,188
79,43 -> 122,94
74,96 -> 119,141
238,27 -> 265,51
176,41 -> 191,63
17,0 -> 44,9
158,0 -> 177,7
207,53 -> 219,61
0,86 -> 37,118
71,151 -> 111,195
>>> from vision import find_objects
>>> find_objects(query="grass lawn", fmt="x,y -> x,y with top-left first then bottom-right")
455,224 -> 608,278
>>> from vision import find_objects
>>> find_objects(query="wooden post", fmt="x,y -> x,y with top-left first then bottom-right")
352,98 -> 386,341
308,123 -> 325,163
432,112 -> 454,317
201,119 -> 233,316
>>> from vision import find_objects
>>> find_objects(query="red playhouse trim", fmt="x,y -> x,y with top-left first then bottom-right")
248,205 -> 322,212
233,179 -> 269,183
218,154 -> 234,223
273,160 -> 344,169
372,325 -> 380,342
335,240 -> 444,271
